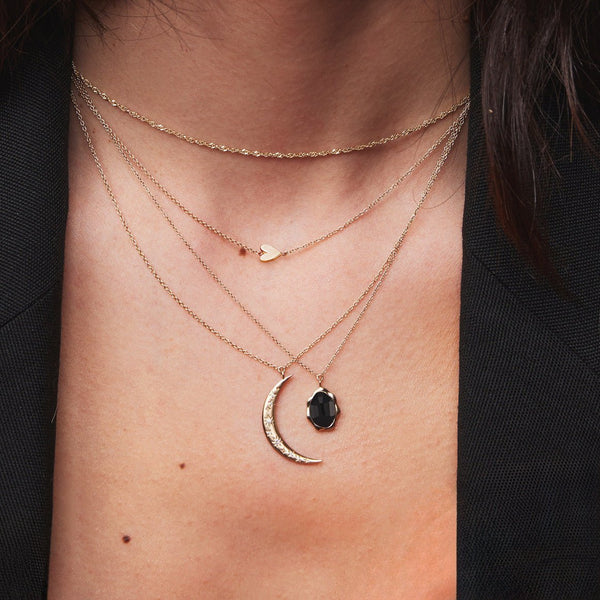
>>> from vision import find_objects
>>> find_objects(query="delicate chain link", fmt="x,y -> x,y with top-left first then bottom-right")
71,88 -> 468,382
73,71 -> 458,259
72,62 -> 469,160
73,83 -> 315,374
71,94 -> 286,373
315,108 -> 467,380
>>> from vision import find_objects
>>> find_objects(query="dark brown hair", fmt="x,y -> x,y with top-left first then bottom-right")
475,0 -> 600,277
1,0 -> 599,277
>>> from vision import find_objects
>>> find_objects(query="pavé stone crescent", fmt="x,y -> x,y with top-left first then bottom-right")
72,78 -> 469,465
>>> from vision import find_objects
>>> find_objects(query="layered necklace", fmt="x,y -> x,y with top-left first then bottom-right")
71,65 -> 469,464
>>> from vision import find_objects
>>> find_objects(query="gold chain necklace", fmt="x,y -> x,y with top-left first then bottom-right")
73,82 -> 469,378
72,62 -> 469,160
73,74 -> 467,263
71,89 -> 468,464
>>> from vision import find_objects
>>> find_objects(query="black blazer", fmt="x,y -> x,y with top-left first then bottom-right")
1,14 -> 599,600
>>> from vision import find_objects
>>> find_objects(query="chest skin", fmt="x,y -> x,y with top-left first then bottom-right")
47,117 -> 466,599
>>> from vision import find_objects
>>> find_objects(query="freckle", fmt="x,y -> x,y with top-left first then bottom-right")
239,248 -> 246,256
122,535 -> 131,544
179,463 -> 185,469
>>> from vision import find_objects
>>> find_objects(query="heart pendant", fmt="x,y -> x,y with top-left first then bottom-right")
259,244 -> 282,262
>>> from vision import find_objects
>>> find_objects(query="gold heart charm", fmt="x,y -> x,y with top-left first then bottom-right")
259,244 -> 282,262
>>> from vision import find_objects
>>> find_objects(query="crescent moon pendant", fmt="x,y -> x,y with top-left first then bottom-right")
262,375 -> 322,464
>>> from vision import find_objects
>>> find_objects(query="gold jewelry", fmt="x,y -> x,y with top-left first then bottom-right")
72,81 -> 469,380
73,74 -> 464,263
72,62 -> 469,160
71,89 -> 468,464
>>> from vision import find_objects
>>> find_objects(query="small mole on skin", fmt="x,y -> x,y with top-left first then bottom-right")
122,535 -> 131,544
239,248 -> 246,256
179,463 -> 185,469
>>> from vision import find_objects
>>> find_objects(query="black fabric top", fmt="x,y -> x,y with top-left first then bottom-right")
1,12 -> 599,600
0,18 -> 70,600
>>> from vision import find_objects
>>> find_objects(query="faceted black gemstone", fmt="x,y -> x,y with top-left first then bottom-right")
307,388 -> 339,430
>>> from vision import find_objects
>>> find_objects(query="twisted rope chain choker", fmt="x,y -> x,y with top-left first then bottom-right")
72,62 -> 469,159
73,72 -> 464,263
71,81 -> 469,464
71,69 -> 469,262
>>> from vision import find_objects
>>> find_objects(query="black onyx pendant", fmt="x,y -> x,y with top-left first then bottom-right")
307,388 -> 340,430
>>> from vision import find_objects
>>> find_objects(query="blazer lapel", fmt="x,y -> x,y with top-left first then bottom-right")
457,43 -> 600,599
0,15 -> 71,597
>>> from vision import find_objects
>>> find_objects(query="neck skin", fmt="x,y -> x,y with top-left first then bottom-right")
74,0 -> 470,153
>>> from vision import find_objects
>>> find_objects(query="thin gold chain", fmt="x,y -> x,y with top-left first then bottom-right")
71,90 -> 468,382
72,62 -> 469,160
75,81 -> 466,376
73,73 -> 460,259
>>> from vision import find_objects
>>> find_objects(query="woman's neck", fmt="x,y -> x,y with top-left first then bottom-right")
74,0 -> 470,152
